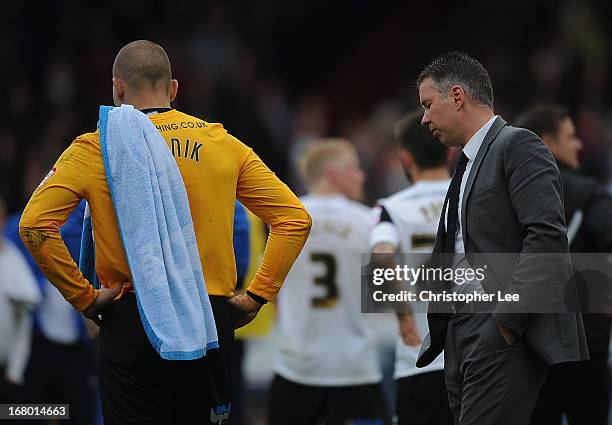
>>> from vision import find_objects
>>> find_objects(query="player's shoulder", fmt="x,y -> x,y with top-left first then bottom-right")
299,194 -> 321,211
347,198 -> 372,217
378,185 -> 424,211
341,198 -> 371,223
302,195 -> 370,219
384,181 -> 449,204
304,194 -> 367,210
174,110 -> 251,157
381,186 -> 418,205
173,110 -> 230,138
73,129 -> 100,149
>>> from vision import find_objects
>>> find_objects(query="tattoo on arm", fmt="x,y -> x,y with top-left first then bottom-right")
21,229 -> 48,250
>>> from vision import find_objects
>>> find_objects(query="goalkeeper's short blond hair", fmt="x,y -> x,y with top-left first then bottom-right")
298,139 -> 356,186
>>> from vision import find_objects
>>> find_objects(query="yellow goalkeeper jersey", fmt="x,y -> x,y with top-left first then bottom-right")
20,108 -> 311,311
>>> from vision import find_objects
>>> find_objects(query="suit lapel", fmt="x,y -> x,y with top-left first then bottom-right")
460,117 -> 507,244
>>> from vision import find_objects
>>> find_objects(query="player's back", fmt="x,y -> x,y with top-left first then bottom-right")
373,179 -> 450,379
82,110 -> 242,294
78,108 -> 297,299
148,110 -> 247,296
274,194 -> 381,386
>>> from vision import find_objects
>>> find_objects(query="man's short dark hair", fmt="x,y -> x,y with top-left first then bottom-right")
395,110 -> 448,169
514,104 -> 569,139
112,40 -> 172,91
417,51 -> 494,109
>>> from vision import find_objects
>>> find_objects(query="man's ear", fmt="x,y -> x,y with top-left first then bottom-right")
450,85 -> 465,110
112,77 -> 125,104
399,149 -> 413,170
324,165 -> 337,184
169,79 -> 178,103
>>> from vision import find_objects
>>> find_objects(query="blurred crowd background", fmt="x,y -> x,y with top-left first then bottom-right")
3,0 -> 612,423
4,0 -> 612,212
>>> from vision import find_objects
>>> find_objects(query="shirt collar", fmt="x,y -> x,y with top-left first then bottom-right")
140,107 -> 173,115
411,179 -> 452,191
462,115 -> 498,162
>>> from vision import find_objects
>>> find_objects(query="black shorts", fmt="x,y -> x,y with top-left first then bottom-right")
98,293 -> 233,425
396,371 -> 453,425
268,374 -> 390,425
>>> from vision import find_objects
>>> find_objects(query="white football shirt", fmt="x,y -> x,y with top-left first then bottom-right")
371,179 -> 450,379
274,194 -> 382,386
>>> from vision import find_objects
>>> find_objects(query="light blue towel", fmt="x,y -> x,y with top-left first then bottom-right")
80,104 -> 218,360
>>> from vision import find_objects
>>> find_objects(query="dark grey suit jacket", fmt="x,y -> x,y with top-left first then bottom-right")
416,117 -> 589,367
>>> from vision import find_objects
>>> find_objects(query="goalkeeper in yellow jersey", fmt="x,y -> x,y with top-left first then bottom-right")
20,40 -> 311,425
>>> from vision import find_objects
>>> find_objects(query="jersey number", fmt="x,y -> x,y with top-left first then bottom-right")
311,253 -> 338,308
411,234 -> 437,249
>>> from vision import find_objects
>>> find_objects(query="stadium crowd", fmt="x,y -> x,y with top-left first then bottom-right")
4,0 -> 612,211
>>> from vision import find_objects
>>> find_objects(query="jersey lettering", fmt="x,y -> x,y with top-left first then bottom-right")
170,138 -> 203,162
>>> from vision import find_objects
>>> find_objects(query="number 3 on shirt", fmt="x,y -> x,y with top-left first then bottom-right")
311,252 -> 338,308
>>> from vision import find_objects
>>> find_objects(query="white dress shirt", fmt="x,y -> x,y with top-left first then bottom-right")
453,115 -> 498,253
445,115 -> 498,292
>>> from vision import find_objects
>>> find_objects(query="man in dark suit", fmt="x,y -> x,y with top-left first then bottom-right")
414,52 -> 589,425
517,104 -> 612,425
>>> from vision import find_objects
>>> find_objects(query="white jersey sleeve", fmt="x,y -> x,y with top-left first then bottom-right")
370,205 -> 400,249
